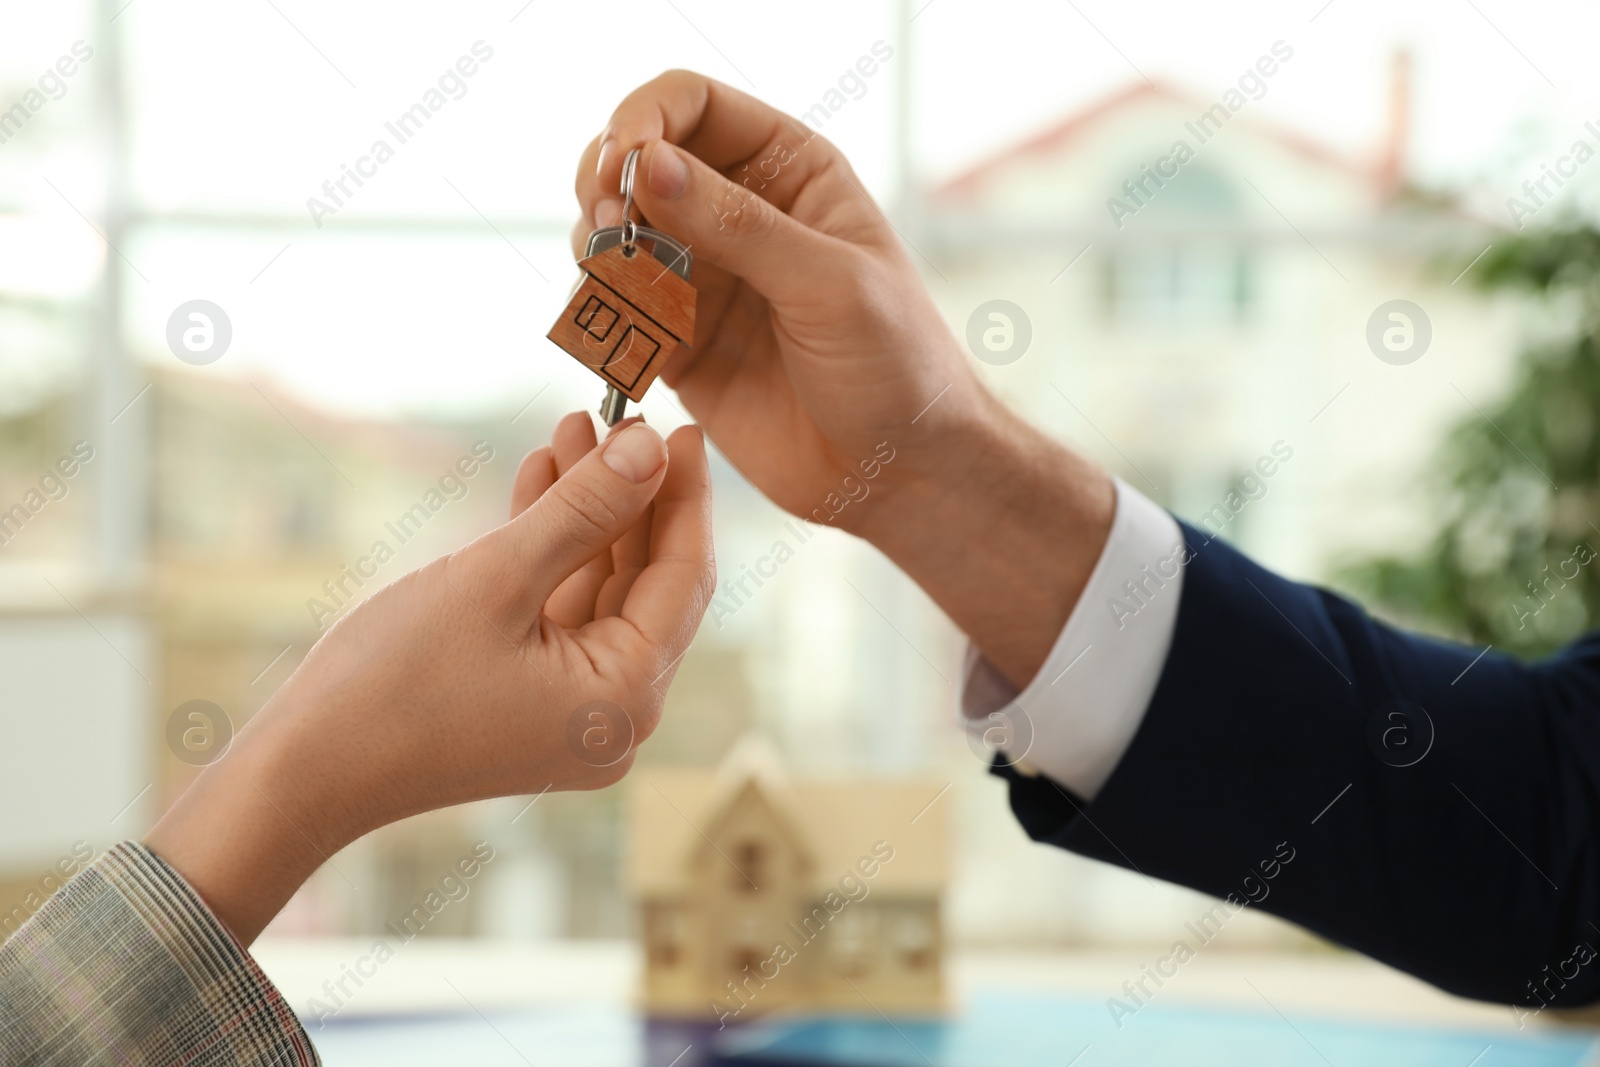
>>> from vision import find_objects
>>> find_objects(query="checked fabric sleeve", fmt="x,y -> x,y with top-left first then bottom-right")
0,841 -> 318,1066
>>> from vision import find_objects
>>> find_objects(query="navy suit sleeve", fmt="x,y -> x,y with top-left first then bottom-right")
998,521 -> 1600,1007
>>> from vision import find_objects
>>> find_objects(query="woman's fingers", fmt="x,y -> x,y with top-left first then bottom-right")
544,411 -> 612,628
510,445 -> 556,518
616,424 -> 715,661
514,413 -> 664,626
597,417 -> 657,617
457,421 -> 670,634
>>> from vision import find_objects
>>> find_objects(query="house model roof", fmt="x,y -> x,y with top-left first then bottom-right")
627,735 -> 949,897
577,243 -> 697,345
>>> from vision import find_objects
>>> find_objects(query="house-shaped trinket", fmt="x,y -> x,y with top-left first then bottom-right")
546,242 -> 696,402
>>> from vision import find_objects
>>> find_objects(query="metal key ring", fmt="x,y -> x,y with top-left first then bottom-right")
619,147 -> 641,251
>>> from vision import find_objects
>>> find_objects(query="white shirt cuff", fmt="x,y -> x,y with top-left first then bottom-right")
960,478 -> 1186,799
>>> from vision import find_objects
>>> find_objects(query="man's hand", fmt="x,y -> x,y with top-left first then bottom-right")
575,72 -> 1114,688
145,416 -> 714,944
575,70 -> 983,530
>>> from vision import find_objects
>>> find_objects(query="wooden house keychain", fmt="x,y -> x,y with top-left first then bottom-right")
547,148 -> 697,425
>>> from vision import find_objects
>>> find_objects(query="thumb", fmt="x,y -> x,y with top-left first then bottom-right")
461,422 -> 668,630
631,139 -> 844,305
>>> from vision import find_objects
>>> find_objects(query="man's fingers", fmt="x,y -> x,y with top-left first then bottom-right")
626,138 -> 850,306
575,72 -> 892,305
593,73 -> 808,196
461,421 -> 670,632
570,214 -> 592,260
576,133 -> 626,237
619,424 -> 715,650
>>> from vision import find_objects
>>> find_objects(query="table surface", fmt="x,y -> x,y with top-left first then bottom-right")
305,993 -> 1598,1067
253,941 -> 1600,1066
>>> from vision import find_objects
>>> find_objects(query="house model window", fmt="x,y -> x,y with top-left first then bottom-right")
896,911 -> 934,970
646,903 -> 684,968
830,908 -> 877,978
734,841 -> 764,891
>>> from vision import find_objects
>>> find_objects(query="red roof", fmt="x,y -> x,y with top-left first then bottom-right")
934,80 -> 1379,202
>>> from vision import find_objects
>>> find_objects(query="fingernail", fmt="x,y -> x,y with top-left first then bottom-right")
602,423 -> 666,483
648,143 -> 689,200
596,138 -> 616,179
595,198 -> 623,228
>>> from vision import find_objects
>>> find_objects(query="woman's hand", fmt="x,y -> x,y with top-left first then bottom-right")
145,416 -> 714,943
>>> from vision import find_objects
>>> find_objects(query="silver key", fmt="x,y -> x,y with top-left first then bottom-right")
591,149 -> 694,426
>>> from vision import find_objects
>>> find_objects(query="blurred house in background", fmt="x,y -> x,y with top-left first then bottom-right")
0,387 -> 144,932
0,4 -> 1537,980
924,53 -> 1512,579
148,370 -> 522,936
629,737 -> 946,1019
0,368 -> 516,933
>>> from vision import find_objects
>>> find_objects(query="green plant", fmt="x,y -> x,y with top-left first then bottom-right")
1343,227 -> 1600,658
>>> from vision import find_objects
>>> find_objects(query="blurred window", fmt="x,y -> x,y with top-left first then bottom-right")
1101,165 -> 1253,329
735,841 -> 764,891
647,904 -> 682,967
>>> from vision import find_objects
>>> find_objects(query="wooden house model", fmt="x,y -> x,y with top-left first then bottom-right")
627,737 -> 948,1021
546,242 -> 696,402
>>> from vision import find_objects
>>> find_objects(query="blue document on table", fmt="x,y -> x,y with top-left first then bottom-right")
311,991 -> 1599,1067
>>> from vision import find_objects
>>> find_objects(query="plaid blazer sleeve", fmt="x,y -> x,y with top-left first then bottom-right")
0,841 -> 319,1066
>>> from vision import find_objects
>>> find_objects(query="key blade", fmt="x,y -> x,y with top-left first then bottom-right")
600,386 -> 628,426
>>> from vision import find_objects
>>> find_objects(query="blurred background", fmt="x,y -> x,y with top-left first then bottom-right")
6,0 -> 1600,1059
